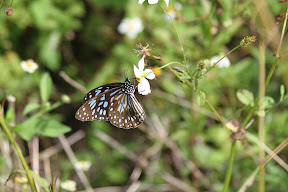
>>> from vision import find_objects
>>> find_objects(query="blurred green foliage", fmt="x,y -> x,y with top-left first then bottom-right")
0,0 -> 288,191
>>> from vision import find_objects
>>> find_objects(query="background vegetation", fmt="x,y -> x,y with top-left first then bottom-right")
0,0 -> 288,191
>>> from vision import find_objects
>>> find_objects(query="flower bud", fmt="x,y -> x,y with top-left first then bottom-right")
5,7 -> 13,16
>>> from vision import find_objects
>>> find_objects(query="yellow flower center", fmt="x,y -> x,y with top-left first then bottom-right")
26,60 -> 34,68
127,21 -> 135,31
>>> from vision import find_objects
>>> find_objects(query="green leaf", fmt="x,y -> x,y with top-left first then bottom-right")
40,73 -> 53,104
264,96 -> 275,109
13,117 -> 71,140
197,91 -> 206,106
13,118 -> 40,140
236,89 -> 254,106
6,170 -> 50,192
280,84 -> 285,101
23,103 -> 40,115
5,108 -> 15,125
38,119 -> 71,138
5,170 -> 22,185
30,171 -> 50,192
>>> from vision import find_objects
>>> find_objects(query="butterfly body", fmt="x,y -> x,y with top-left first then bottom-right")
75,78 -> 145,129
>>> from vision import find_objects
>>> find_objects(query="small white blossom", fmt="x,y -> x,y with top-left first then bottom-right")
210,55 -> 231,68
139,0 -> 169,6
174,3 -> 182,11
20,59 -> 38,73
118,18 -> 143,39
164,3 -> 182,21
134,56 -> 155,95
75,160 -> 91,171
60,180 -> 76,191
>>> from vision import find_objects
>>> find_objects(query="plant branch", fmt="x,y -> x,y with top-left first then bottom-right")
0,110 -> 37,192
221,141 -> 236,192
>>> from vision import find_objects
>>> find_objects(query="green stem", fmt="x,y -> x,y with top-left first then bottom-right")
0,113 -> 37,192
258,38 -> 266,192
242,7 -> 288,128
205,98 -> 230,134
152,62 -> 182,73
31,101 -> 62,119
222,141 -> 236,192
203,44 -> 242,76
158,4 -> 186,64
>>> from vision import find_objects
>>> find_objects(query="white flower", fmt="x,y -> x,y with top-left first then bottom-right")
20,59 -> 38,73
134,56 -> 155,95
139,0 -> 169,6
164,3 -> 182,21
118,18 -> 144,39
210,55 -> 231,68
75,160 -> 91,171
60,180 -> 76,191
174,3 -> 182,11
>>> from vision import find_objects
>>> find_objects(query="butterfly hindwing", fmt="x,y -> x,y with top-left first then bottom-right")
108,93 -> 145,129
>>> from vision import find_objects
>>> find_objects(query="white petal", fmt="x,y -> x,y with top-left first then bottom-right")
138,78 -> 151,95
126,31 -> 138,39
144,69 -> 155,80
132,18 -> 144,33
164,0 -> 169,6
210,55 -> 230,68
218,57 -> 230,68
117,19 -> 128,34
134,65 -> 142,78
138,0 -> 145,4
210,56 -> 221,66
20,61 -> 26,68
138,56 -> 145,71
148,0 -> 159,4
175,3 -> 182,11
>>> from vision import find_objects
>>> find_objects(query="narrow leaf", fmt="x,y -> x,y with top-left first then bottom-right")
30,171 -> 50,192
197,91 -> 206,106
280,84 -> 285,101
5,170 -> 22,185
5,108 -> 15,125
23,103 -> 40,115
40,73 -> 53,104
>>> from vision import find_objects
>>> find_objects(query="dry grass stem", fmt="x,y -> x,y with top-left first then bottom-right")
39,130 -> 85,160
58,135 -> 94,192
246,132 -> 288,172
161,172 -> 196,192
94,130 -> 147,167
59,71 -> 88,93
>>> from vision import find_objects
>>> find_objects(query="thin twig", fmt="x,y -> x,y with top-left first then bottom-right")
161,172 -> 196,192
139,115 -> 210,187
246,132 -> 288,172
126,181 -> 141,192
59,71 -> 88,93
58,135 -> 94,192
154,90 -> 219,120
25,130 -> 85,162
0,0 -> 6,9
94,130 -> 146,167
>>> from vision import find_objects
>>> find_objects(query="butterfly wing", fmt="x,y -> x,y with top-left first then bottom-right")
82,83 -> 123,104
75,85 -> 124,122
108,93 -> 145,129
76,78 -> 146,129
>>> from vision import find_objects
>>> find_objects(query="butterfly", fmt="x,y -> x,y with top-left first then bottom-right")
75,78 -> 146,129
